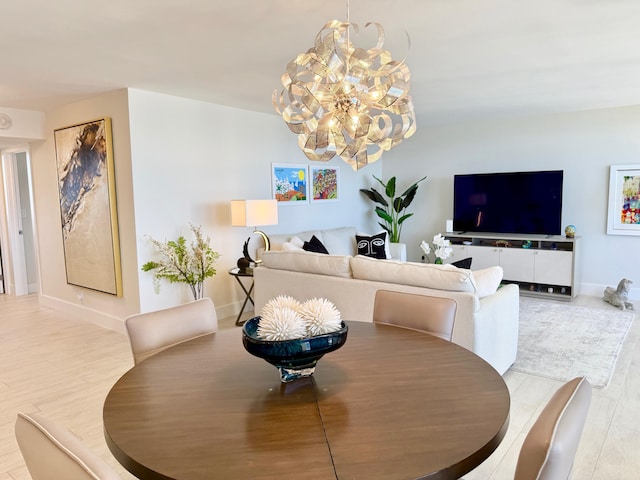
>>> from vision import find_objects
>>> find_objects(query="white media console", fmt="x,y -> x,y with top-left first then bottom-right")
444,232 -> 580,301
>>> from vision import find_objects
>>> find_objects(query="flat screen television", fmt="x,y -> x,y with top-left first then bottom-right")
453,170 -> 564,235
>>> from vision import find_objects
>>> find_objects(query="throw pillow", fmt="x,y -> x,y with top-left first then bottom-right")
355,231 -> 388,259
303,235 -> 329,254
282,241 -> 304,252
451,257 -> 472,269
471,266 -> 504,298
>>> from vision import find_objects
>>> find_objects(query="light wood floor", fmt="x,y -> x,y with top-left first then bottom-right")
1,294 -> 638,480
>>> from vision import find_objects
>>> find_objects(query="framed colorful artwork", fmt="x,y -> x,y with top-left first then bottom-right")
271,163 -> 308,204
54,118 -> 123,295
607,164 -> 640,236
310,166 -> 339,203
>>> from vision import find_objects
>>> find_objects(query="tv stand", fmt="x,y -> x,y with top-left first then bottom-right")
444,232 -> 580,301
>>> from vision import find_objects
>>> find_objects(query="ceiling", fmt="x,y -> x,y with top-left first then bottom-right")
2,0 -> 640,129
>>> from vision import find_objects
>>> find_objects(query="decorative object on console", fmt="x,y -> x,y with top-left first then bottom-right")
603,278 -> 634,311
565,224 -> 576,238
360,175 -> 426,242
141,223 -> 220,300
419,234 -> 453,264
231,199 -> 279,270
272,1 -> 416,171
243,295 -> 348,382
606,164 -> 640,236
356,231 -> 388,259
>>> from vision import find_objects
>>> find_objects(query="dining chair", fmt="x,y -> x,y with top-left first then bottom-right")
125,297 -> 218,364
514,376 -> 592,480
372,290 -> 457,341
15,412 -> 121,480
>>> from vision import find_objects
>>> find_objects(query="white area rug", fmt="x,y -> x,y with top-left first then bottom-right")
511,298 -> 635,388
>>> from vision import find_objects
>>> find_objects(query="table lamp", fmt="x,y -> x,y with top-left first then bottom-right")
231,199 -> 278,271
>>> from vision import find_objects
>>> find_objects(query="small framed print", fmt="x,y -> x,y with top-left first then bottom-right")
311,166 -> 339,203
607,164 -> 640,236
271,163 -> 308,204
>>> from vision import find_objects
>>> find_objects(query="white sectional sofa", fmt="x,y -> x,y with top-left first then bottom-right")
255,227 -> 520,375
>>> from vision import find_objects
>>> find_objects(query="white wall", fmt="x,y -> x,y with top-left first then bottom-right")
384,105 -> 640,298
124,89 -> 380,316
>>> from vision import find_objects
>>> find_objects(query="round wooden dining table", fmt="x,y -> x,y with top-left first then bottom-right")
103,321 -> 510,480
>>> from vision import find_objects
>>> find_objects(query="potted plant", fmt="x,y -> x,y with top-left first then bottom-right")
360,175 -> 426,243
142,223 -> 220,300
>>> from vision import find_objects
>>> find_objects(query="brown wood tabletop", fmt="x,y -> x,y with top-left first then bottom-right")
103,321 -> 510,480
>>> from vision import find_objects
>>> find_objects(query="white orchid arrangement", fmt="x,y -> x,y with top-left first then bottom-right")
420,233 -> 453,264
257,295 -> 343,341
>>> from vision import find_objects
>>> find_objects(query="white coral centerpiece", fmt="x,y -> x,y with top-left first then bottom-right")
257,302 -> 306,341
257,295 -> 342,340
299,297 -> 343,336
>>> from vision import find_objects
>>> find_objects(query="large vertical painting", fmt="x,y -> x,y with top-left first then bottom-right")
607,164 -> 640,236
54,118 -> 122,295
271,163 -> 308,204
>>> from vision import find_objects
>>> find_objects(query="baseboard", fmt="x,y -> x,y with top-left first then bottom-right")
216,300 -> 255,322
38,294 -> 126,334
579,283 -> 640,301
37,294 -> 254,333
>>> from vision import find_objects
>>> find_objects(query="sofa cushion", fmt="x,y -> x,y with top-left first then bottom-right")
350,255 -> 476,293
282,235 -> 305,251
261,251 -> 352,278
303,235 -> 329,254
356,231 -> 388,259
319,226 -> 357,255
471,266 -> 503,298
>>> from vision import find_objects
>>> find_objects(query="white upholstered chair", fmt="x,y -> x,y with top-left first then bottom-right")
372,290 -> 457,341
514,376 -> 592,480
15,412 -> 121,480
124,297 -> 218,365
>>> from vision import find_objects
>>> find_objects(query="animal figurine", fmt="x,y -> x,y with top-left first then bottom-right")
603,278 -> 634,311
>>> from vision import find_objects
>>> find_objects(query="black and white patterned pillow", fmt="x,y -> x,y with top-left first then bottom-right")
356,231 -> 388,259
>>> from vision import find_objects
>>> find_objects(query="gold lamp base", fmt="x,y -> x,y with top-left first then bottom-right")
242,229 -> 271,264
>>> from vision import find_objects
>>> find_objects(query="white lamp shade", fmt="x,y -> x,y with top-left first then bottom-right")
231,199 -> 278,227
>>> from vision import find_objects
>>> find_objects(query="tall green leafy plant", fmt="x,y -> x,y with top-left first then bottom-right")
360,175 -> 426,243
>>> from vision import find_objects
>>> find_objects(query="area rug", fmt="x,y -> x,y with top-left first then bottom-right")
511,298 -> 635,388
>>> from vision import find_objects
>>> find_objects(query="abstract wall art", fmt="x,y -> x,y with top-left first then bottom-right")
54,118 -> 122,295
310,166 -> 339,203
607,164 -> 640,236
271,163 -> 308,204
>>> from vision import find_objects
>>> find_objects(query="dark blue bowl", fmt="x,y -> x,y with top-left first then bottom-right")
242,317 -> 348,382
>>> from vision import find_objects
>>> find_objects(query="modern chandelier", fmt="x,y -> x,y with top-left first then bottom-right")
272,3 -> 416,171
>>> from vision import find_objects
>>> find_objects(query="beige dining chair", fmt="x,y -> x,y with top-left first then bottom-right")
15,412 -> 121,480
125,297 -> 218,364
514,376 -> 592,480
372,290 -> 457,341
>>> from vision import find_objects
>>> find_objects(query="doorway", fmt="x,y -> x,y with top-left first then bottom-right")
0,147 -> 38,295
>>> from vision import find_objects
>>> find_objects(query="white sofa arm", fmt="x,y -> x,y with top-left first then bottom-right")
389,242 -> 406,261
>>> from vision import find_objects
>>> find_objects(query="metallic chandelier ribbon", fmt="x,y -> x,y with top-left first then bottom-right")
273,20 -> 416,171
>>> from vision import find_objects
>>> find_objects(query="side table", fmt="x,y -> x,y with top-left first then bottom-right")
229,267 -> 254,326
